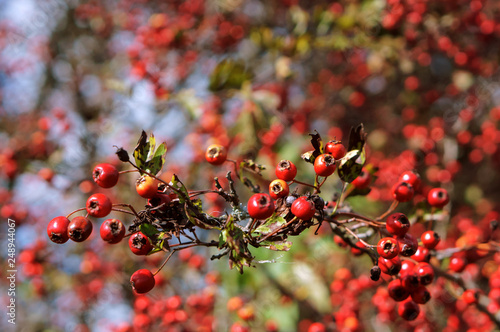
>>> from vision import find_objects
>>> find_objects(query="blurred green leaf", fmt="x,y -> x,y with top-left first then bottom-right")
209,59 -> 253,91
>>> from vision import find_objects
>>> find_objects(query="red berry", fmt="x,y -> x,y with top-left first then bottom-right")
93,163 -> 119,188
400,260 -> 416,276
462,289 -> 479,305
205,144 -> 227,165
86,193 -> 112,218
398,171 -> 421,190
269,179 -> 289,200
401,272 -> 420,291
136,175 -> 159,199
411,285 -> 431,304
398,300 -> 420,321
313,154 -> 336,177
129,231 -> 153,255
47,216 -> 70,244
378,256 -> 402,275
351,168 -> 371,189
130,269 -> 155,294
427,188 -> 450,208
275,160 -> 297,181
291,196 -> 316,220
247,193 -> 275,219
388,279 -> 410,302
392,182 -> 414,202
147,194 -> 171,212
100,218 -> 125,244
307,322 -> 326,332
68,216 -> 93,242
350,241 -> 365,256
386,213 -> 410,236
397,233 -> 418,257
449,253 -> 467,273
324,140 -> 346,159
377,237 -> 400,259
421,230 -> 440,249
412,246 -> 430,262
414,262 -> 434,285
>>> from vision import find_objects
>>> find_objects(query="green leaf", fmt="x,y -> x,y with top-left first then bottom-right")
171,174 -> 189,203
133,131 -> 149,170
338,124 -> 367,183
147,133 -> 156,160
261,240 -> 293,251
144,142 -> 167,175
254,216 -> 286,235
140,223 -> 158,238
209,59 -> 253,92
301,131 -> 323,164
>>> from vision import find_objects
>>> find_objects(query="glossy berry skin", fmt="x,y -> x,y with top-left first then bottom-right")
324,140 -> 346,160
47,216 -> 70,244
291,196 -> 316,220
392,182 -> 414,202
386,213 -> 410,236
86,193 -> 112,218
462,289 -> 479,305
411,285 -> 431,304
449,253 -> 467,273
397,233 -> 418,257
275,160 -> 297,181
401,272 -> 420,291
398,300 -> 420,321
388,279 -> 410,302
247,193 -> 275,220
313,154 -> 336,177
100,218 -> 125,244
307,322 -> 326,332
412,246 -> 430,262
136,175 -> 159,199
205,144 -> 227,166
130,269 -> 155,294
269,179 -> 289,200
93,163 -> 119,188
68,216 -> 93,242
378,256 -> 402,275
427,188 -> 450,208
421,230 -> 440,249
129,232 -> 153,255
398,171 -> 421,190
414,262 -> 434,285
351,168 -> 371,189
400,260 -> 416,276
377,237 -> 400,259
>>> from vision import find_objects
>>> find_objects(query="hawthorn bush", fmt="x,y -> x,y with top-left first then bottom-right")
2,0 -> 500,331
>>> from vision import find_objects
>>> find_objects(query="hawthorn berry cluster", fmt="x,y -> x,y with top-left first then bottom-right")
46,127 -> 500,327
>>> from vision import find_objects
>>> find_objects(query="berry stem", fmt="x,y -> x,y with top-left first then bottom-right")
113,203 -> 141,219
290,179 -> 318,190
65,207 -> 87,219
376,200 -> 399,221
118,169 -> 139,174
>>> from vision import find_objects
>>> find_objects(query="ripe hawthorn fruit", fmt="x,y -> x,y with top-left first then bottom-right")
130,269 -> 155,294
86,193 -> 112,218
291,196 -> 316,220
100,218 -> 125,244
47,216 -> 70,244
68,216 -> 93,242
205,144 -> 227,165
275,160 -> 297,181
93,163 -> 119,188
247,193 -> 275,220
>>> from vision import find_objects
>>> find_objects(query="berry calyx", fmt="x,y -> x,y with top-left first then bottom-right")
68,216 -> 93,242
386,212 -> 410,236
275,160 -> 297,181
427,188 -> 450,208
86,193 -> 112,218
388,279 -> 410,302
398,171 -> 421,190
47,216 -> 70,244
100,218 -> 125,244
351,168 -> 371,189
136,175 -> 159,199
377,237 -> 400,259
129,231 -> 153,255
392,182 -> 414,202
205,144 -> 227,166
324,140 -> 346,159
93,163 -> 119,188
247,193 -> 275,220
130,269 -> 155,294
397,233 -> 418,257
421,230 -> 440,249
313,153 -> 336,177
398,300 -> 420,321
269,179 -> 289,200
291,196 -> 316,220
